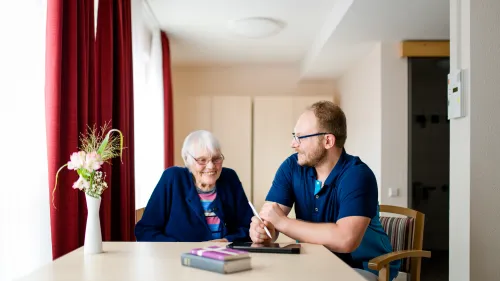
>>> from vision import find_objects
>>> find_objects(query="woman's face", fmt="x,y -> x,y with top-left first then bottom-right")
188,149 -> 224,190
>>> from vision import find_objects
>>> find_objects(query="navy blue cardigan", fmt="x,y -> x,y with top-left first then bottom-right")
135,166 -> 253,242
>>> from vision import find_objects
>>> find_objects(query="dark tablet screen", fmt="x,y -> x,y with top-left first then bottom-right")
226,242 -> 301,254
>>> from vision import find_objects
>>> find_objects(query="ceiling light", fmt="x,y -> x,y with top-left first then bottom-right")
228,17 -> 285,38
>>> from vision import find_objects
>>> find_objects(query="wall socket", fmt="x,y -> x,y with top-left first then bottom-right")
388,187 -> 399,198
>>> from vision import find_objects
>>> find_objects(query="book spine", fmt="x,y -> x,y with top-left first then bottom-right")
181,254 -> 225,274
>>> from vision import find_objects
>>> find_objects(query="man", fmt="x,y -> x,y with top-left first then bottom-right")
250,101 -> 399,281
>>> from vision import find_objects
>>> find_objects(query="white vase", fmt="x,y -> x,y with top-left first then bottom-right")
84,194 -> 103,254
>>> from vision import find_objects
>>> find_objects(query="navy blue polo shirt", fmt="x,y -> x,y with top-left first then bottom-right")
266,150 -> 400,280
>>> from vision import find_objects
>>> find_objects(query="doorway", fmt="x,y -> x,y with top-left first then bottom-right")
408,57 -> 450,281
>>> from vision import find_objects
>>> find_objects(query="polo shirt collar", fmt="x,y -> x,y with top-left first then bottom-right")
308,148 -> 347,188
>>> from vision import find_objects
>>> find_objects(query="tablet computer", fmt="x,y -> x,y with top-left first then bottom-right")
226,242 -> 301,254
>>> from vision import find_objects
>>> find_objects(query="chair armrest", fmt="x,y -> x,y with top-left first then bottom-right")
368,250 -> 431,271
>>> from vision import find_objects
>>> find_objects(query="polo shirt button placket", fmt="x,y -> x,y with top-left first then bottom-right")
315,195 -> 319,199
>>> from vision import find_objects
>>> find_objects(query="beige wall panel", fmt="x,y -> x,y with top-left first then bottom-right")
211,96 -> 253,200
174,96 -> 212,166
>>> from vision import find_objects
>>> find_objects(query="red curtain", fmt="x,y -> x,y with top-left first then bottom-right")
45,0 -> 135,260
45,0 -> 95,259
161,32 -> 174,169
95,0 -> 135,242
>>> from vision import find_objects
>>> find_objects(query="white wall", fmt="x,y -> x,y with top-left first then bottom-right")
450,0 -> 500,280
468,0 -> 500,277
449,0 -> 471,279
380,42 -> 409,207
132,0 -> 165,209
337,42 -> 408,206
337,43 -> 383,200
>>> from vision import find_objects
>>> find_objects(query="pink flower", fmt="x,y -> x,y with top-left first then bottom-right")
72,176 -> 89,190
68,151 -> 86,170
84,151 -> 103,172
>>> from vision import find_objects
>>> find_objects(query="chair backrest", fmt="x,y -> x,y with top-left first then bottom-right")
379,205 -> 425,274
135,208 -> 145,224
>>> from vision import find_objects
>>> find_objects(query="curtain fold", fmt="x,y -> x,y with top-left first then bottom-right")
45,0 -> 95,260
161,32 -> 174,169
95,0 -> 136,241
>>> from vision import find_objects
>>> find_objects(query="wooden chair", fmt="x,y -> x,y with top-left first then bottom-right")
135,208 -> 145,224
368,205 -> 431,281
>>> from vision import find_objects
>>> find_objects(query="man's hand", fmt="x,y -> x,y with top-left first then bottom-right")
209,238 -> 228,242
250,216 -> 276,244
259,202 -> 287,230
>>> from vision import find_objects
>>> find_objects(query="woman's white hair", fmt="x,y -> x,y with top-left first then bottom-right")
181,130 -> 222,167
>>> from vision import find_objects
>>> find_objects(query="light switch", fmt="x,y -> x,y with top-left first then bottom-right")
388,188 -> 399,198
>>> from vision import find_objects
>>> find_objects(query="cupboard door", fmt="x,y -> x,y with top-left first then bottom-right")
212,96 -> 252,200
253,97 -> 295,211
174,96 -> 212,166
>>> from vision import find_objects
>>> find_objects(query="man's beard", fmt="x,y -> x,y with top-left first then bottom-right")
297,146 -> 327,167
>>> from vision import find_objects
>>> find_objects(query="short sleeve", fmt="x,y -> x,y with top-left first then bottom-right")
265,156 -> 296,208
337,165 -> 378,220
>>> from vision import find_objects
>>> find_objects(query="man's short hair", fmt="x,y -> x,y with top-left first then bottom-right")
308,101 -> 347,148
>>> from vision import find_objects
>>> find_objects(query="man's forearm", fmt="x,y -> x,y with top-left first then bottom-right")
278,217 -> 352,253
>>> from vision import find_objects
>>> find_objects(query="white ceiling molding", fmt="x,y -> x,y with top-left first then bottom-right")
299,0 -> 354,79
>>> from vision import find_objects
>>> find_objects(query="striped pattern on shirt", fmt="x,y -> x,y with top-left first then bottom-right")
197,188 -> 222,239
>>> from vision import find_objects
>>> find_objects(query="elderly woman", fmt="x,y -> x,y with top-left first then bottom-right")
135,130 -> 253,242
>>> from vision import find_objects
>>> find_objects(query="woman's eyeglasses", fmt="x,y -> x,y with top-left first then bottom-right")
188,153 -> 225,165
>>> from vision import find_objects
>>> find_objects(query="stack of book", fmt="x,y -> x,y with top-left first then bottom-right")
180,245 -> 252,274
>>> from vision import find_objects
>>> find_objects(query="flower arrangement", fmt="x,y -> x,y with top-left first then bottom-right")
52,122 -> 124,207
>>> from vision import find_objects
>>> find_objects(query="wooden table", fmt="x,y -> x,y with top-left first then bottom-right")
17,242 -> 367,280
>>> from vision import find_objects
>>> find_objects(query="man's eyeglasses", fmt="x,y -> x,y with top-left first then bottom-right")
292,132 -> 333,144
188,153 -> 225,165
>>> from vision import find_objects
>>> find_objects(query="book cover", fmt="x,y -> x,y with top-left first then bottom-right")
190,245 -> 249,261
180,253 -> 251,274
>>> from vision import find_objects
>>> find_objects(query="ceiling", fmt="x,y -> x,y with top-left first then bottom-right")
147,0 -> 450,79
